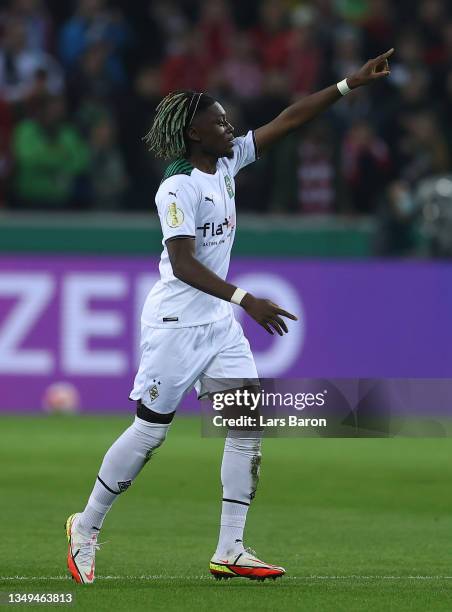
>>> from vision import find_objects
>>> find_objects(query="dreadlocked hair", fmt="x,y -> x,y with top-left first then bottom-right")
143,91 -> 216,160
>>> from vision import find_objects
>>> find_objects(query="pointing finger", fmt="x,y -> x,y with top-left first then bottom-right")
274,307 -> 298,321
377,48 -> 395,60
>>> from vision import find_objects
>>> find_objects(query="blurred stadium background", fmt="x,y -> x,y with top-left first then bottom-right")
1,2 -> 452,610
0,0 -> 452,244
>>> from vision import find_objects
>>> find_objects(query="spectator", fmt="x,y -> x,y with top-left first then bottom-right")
436,21 -> 452,98
199,0 -> 234,64
267,120 -> 340,214
3,0 -> 54,52
242,69 -> 290,128
418,0 -> 448,66
295,121 -> 339,214
361,0 -> 395,58
88,114 -> 127,209
148,0 -> 189,57
0,17 -> 63,103
330,86 -> 373,133
389,30 -> 425,88
382,67 -> 431,137
59,0 -> 130,84
396,111 -> 451,185
0,98 -> 13,207
397,68 -> 431,112
440,67 -> 452,153
67,41 -> 123,112
286,22 -> 323,95
335,0 -> 371,24
221,33 -> 263,99
12,95 -> 90,208
342,120 -> 391,213
331,26 -> 363,83
240,70 -> 291,213
249,0 -> 291,70
160,28 -> 213,93
442,20 -> 452,63
375,180 -> 418,255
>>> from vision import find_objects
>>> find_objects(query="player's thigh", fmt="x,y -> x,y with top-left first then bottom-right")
197,315 -> 259,396
130,324 -> 208,413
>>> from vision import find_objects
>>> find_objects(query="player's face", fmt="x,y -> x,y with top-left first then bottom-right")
191,102 -> 235,159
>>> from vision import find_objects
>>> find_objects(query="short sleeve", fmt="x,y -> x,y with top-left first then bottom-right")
227,130 -> 258,177
155,176 -> 200,242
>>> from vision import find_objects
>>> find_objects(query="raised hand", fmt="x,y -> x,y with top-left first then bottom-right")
347,48 -> 394,89
241,294 -> 298,336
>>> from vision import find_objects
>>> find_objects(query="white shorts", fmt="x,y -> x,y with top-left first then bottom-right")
129,313 -> 258,414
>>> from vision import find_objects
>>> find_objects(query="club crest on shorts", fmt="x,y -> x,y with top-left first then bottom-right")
166,202 -> 184,228
149,379 -> 161,402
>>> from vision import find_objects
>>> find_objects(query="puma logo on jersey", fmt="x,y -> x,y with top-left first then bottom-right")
168,191 -> 177,197
204,196 -> 215,205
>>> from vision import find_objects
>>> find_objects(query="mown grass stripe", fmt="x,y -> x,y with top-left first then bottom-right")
2,575 -> 452,581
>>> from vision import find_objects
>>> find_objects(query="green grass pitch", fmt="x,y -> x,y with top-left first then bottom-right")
1,415 -> 451,611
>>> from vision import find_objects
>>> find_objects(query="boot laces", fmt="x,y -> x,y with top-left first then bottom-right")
77,537 -> 104,565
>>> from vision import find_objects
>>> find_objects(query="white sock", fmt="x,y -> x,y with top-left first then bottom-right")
78,416 -> 169,535
215,433 -> 262,558
216,501 -> 248,557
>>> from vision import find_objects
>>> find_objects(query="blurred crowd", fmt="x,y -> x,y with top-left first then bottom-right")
0,0 -> 451,232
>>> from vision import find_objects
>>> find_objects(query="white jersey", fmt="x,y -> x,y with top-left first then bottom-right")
141,130 -> 258,328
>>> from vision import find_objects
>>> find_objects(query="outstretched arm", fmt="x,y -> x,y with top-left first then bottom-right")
254,48 -> 394,154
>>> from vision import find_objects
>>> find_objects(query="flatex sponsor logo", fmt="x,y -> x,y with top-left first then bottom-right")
196,218 -> 229,238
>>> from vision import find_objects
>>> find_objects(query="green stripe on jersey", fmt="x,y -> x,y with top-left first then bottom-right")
161,159 -> 194,183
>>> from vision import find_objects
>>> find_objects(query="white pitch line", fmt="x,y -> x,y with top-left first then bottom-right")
1,575 -> 452,581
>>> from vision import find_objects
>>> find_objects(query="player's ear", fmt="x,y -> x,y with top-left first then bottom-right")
186,125 -> 201,143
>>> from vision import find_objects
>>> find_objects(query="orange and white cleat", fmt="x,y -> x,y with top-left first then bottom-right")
65,513 -> 100,584
209,547 -> 285,581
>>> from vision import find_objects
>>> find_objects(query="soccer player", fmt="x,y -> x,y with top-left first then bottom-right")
65,49 -> 393,584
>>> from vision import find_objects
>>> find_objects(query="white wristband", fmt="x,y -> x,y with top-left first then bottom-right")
231,287 -> 247,306
337,78 -> 351,96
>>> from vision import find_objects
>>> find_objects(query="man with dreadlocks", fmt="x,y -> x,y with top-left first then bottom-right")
65,49 -> 394,584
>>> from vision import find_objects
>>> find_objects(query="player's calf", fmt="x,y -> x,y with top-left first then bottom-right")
65,406 -> 174,583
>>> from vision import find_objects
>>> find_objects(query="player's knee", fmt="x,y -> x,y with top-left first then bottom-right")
133,415 -> 171,453
224,432 -> 262,457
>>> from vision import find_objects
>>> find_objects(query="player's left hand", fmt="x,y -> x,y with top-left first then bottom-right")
347,48 -> 394,89
241,294 -> 298,336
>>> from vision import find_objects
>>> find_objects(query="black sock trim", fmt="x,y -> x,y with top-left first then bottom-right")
222,498 -> 250,507
97,475 -> 120,495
